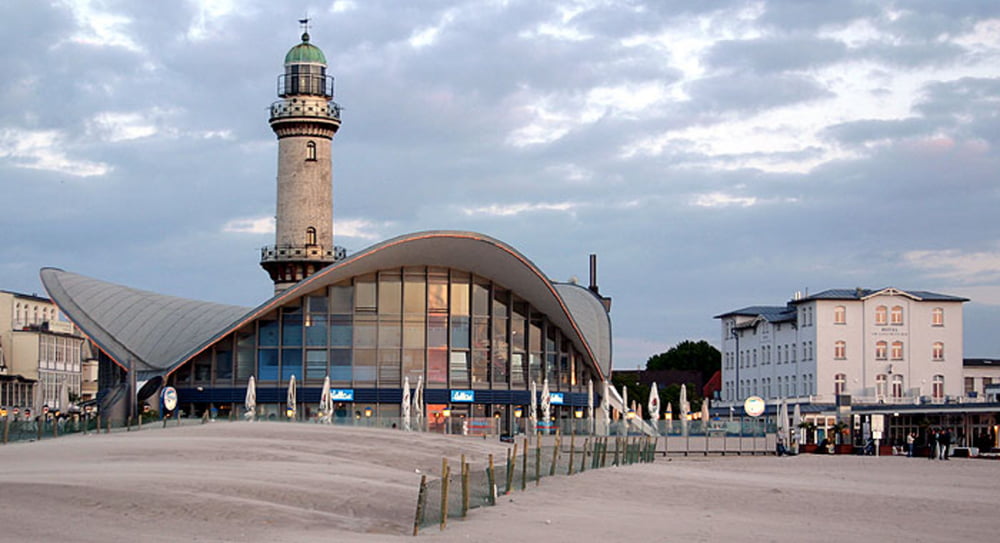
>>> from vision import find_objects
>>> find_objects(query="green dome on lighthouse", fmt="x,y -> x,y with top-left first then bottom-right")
284,32 -> 326,65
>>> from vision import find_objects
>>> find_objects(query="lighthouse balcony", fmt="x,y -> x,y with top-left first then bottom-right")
260,244 -> 338,264
270,99 -> 341,123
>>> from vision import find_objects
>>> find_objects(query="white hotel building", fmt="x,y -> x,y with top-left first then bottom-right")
716,287 -> 967,408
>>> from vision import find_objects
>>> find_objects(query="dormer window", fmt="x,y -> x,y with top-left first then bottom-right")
306,140 -> 317,161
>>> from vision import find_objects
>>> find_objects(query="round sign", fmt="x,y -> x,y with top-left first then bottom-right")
743,396 -> 765,417
162,387 -> 178,412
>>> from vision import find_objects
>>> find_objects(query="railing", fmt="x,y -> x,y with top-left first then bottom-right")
259,244 -> 343,263
269,99 -> 341,122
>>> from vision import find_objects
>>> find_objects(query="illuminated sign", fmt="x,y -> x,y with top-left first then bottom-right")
743,396 -> 765,417
450,390 -> 475,402
549,393 -> 565,405
330,389 -> 354,402
162,387 -> 178,411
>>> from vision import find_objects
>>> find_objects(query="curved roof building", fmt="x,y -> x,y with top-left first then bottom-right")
41,231 -> 613,421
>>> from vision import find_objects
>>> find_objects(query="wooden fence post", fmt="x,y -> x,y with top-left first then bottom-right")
440,458 -> 450,531
521,438 -> 528,491
461,455 -> 469,518
487,454 -> 496,506
506,445 -> 515,494
549,435 -> 560,477
412,474 -> 428,536
568,433 -> 576,475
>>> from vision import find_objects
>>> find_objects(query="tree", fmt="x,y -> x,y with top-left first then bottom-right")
645,340 -> 721,381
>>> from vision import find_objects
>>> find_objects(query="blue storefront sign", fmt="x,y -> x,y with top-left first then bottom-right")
331,389 -> 354,402
450,390 -> 475,403
549,392 -> 564,405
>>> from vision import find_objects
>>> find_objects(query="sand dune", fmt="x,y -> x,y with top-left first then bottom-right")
0,423 -> 994,542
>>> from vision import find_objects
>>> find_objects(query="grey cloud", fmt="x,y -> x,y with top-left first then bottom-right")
686,72 -> 832,114
705,37 -> 848,73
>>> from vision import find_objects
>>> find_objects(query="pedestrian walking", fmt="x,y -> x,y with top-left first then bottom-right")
906,432 -> 915,457
941,428 -> 952,460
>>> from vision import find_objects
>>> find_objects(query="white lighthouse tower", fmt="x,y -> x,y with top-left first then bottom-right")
260,25 -> 344,294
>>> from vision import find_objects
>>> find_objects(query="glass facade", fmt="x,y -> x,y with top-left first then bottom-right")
170,267 -> 596,395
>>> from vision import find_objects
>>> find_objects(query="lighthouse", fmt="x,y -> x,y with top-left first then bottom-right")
260,26 -> 344,294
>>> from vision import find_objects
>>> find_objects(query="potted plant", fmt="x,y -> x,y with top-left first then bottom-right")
798,421 -> 818,453
830,421 -> 853,453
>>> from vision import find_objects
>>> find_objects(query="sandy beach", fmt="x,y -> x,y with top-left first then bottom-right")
0,423 -> 994,542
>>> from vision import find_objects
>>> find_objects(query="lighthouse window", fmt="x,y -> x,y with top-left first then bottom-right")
306,141 -> 317,161
306,227 -> 317,246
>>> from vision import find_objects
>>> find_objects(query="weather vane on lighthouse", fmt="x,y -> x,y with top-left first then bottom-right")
298,16 -> 311,33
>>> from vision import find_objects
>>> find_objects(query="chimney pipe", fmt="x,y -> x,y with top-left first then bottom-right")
589,254 -> 599,293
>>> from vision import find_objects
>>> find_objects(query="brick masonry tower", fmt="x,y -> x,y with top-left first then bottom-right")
260,25 -> 345,294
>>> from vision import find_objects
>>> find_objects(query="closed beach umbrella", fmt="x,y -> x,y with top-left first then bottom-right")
244,376 -> 256,421
540,378 -> 551,434
778,398 -> 789,443
648,382 -> 661,422
530,381 -> 538,434
679,384 -> 689,436
701,397 -> 710,427
401,376 -> 411,431
59,379 -> 70,412
320,376 -> 332,424
793,402 -> 802,449
413,375 -> 424,430
665,400 -> 673,421
287,375 -> 297,420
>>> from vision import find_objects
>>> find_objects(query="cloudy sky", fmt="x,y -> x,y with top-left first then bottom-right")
2,0 -> 999,367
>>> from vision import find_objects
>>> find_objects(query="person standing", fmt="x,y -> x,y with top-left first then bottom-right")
941,428 -> 952,460
906,432 -> 915,457
929,429 -> 939,460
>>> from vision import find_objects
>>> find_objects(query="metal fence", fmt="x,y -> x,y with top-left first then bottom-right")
412,435 -> 657,535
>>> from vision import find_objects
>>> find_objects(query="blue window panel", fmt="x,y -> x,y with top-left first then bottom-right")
259,320 -> 279,347
305,315 -> 328,346
258,349 -> 279,381
282,315 -> 303,347
281,349 -> 303,381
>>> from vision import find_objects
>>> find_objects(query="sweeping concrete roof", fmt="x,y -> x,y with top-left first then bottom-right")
42,231 -> 611,381
40,267 -> 249,377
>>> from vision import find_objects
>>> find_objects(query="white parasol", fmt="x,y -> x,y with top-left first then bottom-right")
679,383 -> 689,436
413,375 -> 424,431
540,378 -> 551,434
529,380 -> 538,434
287,374 -> 297,420
319,375 -> 332,424
701,397 -> 710,432
59,379 -> 70,412
648,382 -> 660,422
401,376 -> 411,431
244,376 -> 256,421
778,398 -> 789,446
792,402 -> 802,452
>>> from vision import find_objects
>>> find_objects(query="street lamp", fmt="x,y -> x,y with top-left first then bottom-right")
732,326 -> 741,404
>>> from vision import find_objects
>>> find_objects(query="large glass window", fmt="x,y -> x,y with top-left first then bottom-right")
258,349 -> 279,381
875,374 -> 887,399
330,349 -> 351,382
281,305 -> 303,347
236,328 -> 255,379
259,318 -> 279,346
216,347 -> 233,382
330,315 -> 352,347
305,314 -> 327,346
306,349 -> 327,379
281,349 -> 302,381
378,271 -> 402,314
